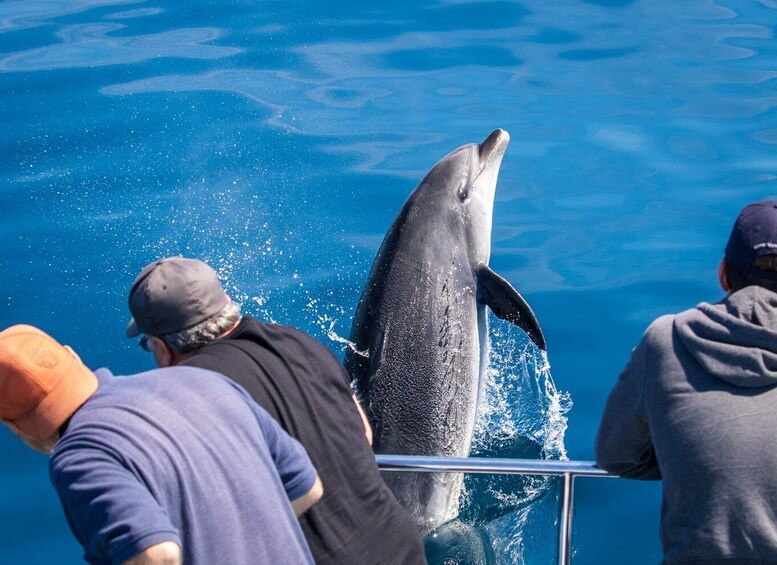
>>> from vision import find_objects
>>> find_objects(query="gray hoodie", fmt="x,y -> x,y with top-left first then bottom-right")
596,286 -> 777,564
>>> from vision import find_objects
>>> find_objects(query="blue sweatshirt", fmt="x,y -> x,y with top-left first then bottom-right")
50,367 -> 316,565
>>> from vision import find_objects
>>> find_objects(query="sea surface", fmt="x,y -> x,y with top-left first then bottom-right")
1,0 -> 776,563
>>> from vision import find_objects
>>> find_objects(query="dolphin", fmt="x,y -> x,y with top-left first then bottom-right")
345,129 -> 546,535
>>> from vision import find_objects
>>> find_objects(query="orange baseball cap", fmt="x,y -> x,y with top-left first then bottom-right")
0,325 -> 97,442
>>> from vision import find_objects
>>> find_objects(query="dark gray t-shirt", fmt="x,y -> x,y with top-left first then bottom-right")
50,367 -> 316,565
181,317 -> 427,565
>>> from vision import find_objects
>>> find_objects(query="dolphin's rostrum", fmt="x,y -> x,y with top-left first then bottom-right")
346,129 -> 545,535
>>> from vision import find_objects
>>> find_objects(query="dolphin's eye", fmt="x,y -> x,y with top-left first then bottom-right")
456,176 -> 470,203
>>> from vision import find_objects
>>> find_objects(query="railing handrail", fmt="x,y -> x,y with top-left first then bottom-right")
375,454 -> 614,565
375,454 -> 612,478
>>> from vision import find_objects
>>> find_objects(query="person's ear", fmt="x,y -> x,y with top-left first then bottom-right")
718,260 -> 730,292
150,337 -> 175,368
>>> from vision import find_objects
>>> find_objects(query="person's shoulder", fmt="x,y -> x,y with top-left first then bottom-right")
254,318 -> 314,339
241,317 -> 349,374
251,318 -> 333,352
634,313 -> 679,351
119,365 -> 228,385
160,366 -> 248,395
118,366 -> 245,403
646,313 -> 677,334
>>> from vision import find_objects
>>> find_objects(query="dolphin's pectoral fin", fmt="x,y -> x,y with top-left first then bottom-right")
476,266 -> 547,350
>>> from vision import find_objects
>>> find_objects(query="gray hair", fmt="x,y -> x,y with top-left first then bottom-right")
163,301 -> 242,353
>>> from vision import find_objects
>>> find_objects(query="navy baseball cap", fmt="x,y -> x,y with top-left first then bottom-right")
126,257 -> 228,338
725,199 -> 777,281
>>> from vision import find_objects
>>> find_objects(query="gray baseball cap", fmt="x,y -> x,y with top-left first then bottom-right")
126,257 -> 228,338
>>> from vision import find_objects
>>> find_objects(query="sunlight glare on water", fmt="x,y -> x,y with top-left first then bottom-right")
1,0 -> 776,563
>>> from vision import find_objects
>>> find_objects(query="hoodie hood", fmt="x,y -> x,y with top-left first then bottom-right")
674,286 -> 777,388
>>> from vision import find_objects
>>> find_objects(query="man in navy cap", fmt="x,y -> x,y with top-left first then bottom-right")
596,199 -> 777,563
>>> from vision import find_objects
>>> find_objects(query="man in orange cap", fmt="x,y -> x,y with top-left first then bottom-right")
0,324 -> 323,565
0,325 -> 98,454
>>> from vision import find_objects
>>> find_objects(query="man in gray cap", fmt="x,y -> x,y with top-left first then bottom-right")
596,199 -> 777,563
126,258 -> 237,367
126,257 -> 427,565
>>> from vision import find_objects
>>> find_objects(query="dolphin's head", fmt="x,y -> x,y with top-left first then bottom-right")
409,129 -> 510,264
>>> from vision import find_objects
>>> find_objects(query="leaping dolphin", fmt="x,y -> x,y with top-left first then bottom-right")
345,129 -> 546,535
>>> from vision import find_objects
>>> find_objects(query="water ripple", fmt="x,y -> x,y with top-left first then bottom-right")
0,24 -> 241,71
0,0 -> 142,32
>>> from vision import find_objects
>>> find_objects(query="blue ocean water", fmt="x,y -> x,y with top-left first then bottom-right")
1,0 -> 776,562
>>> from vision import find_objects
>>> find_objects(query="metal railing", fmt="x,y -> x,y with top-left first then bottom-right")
376,454 -> 613,565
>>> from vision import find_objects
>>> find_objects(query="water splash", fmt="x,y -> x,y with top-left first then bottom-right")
473,317 -> 571,460
298,294 -> 571,564
306,296 -> 369,357
457,313 -> 572,564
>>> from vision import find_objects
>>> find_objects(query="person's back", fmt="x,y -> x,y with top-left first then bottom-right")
599,288 -> 777,562
597,199 -> 777,563
51,366 -> 316,565
180,317 -> 427,565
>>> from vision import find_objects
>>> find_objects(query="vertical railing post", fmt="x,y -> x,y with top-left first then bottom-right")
557,472 -> 574,565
